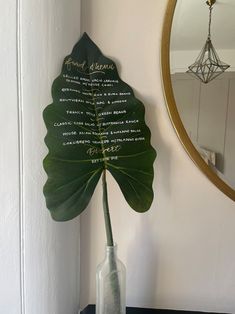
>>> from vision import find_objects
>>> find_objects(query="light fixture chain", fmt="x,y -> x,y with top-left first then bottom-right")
208,5 -> 213,39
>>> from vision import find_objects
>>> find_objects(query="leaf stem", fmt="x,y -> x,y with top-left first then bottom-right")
102,170 -> 114,246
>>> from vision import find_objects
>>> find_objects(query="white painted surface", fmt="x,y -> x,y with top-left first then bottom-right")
80,0 -> 235,313
1,0 -> 81,313
198,79 -> 228,171
224,78 -> 235,189
171,75 -> 200,143
0,1 -> 21,313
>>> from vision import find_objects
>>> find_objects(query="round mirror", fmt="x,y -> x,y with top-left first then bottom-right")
161,0 -> 235,201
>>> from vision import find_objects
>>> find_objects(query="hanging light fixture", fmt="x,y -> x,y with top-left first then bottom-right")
187,0 -> 230,84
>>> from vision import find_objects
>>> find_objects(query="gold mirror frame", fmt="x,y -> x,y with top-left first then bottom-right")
161,0 -> 235,201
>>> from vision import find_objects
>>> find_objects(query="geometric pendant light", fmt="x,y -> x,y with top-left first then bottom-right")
187,0 -> 230,84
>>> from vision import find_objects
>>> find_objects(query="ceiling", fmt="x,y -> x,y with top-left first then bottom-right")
171,0 -> 235,51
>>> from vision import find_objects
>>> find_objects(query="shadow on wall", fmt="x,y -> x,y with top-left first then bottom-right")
134,90 -> 173,198
80,203 -> 94,308
126,214 -> 159,307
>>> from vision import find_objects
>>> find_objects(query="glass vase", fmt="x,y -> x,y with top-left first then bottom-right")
96,244 -> 126,314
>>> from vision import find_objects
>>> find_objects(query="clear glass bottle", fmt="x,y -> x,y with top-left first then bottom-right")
96,244 -> 126,314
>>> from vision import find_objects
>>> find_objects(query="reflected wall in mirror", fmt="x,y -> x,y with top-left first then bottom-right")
161,0 -> 235,201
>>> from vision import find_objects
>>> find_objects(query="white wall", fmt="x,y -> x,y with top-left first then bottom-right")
0,1 -> 81,313
80,0 -> 235,313
0,1 -> 21,312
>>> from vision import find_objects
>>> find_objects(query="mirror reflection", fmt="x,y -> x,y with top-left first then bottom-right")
170,0 -> 235,189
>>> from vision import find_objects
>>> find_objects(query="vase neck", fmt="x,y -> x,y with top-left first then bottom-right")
105,244 -> 117,257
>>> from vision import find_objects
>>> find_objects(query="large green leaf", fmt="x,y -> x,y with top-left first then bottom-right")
43,33 -> 156,221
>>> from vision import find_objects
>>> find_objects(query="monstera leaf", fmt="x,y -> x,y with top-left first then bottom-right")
43,33 -> 156,221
